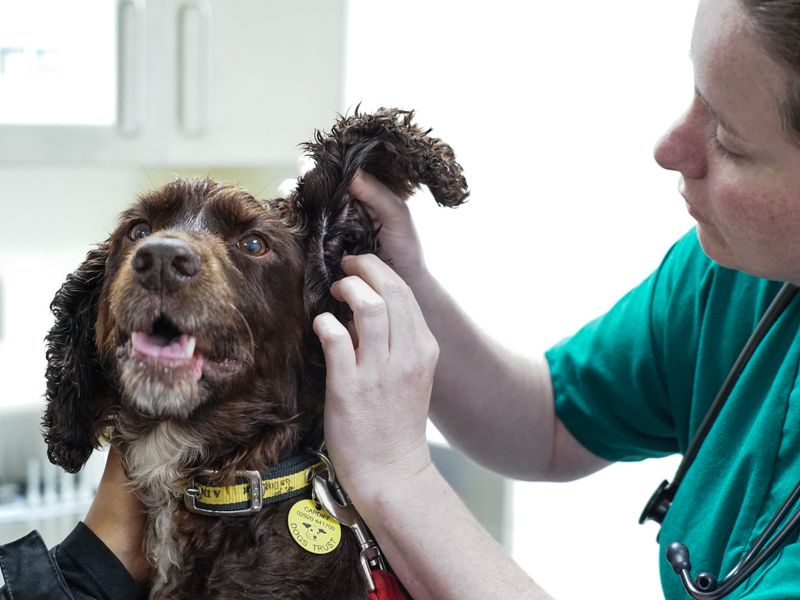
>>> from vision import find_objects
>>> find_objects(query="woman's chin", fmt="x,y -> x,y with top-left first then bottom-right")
694,224 -> 734,268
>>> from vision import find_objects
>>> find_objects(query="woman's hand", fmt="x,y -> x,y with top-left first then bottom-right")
84,446 -> 149,583
313,254 -> 553,600
314,252 -> 439,503
349,170 -> 428,286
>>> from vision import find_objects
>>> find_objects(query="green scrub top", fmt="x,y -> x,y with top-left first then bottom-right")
545,230 -> 800,599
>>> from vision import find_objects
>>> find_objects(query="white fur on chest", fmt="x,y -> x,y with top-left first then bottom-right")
124,421 -> 206,495
121,421 -> 208,598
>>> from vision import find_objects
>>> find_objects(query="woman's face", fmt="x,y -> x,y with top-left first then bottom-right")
654,0 -> 800,283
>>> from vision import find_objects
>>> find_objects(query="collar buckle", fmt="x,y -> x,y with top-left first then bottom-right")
183,469 -> 264,516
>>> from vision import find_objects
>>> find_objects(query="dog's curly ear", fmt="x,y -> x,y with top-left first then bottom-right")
278,107 -> 470,319
42,244 -> 114,473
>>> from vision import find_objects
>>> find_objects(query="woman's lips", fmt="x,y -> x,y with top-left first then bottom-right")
679,179 -> 708,223
682,194 -> 708,223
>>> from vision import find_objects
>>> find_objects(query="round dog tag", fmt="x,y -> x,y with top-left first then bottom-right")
287,499 -> 342,554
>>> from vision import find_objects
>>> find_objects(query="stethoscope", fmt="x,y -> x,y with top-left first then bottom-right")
639,282 -> 800,599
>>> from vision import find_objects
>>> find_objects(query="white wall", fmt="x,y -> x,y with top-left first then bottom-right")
344,1 -> 696,597
0,167 -> 138,411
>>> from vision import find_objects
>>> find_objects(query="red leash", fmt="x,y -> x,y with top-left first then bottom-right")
368,568 -> 409,600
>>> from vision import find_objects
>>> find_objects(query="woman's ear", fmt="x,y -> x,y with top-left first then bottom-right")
42,243 -> 115,473
283,107 -> 470,320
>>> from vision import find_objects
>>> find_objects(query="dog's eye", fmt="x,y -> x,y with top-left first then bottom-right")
236,234 -> 269,257
128,221 -> 152,241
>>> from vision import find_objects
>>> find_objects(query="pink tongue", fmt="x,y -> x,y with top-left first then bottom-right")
132,332 -> 192,359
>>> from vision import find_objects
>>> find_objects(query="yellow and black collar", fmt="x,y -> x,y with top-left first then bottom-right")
183,453 -> 322,516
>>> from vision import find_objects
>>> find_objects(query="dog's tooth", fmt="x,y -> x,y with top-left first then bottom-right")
185,336 -> 196,358
131,332 -> 138,349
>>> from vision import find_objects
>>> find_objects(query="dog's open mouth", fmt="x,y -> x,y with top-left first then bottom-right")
127,315 -> 205,382
116,313 -> 248,418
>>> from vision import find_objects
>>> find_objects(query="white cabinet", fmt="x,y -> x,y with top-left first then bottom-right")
0,0 -> 345,166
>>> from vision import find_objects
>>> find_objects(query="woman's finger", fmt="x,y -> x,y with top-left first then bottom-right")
340,254 -> 428,352
330,275 -> 389,364
313,312 -> 357,386
348,169 -> 410,225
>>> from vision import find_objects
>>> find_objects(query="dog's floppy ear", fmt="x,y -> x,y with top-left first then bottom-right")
42,243 -> 114,473
282,107 -> 470,319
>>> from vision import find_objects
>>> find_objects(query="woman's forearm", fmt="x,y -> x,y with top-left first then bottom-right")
351,462 -> 553,600
406,271 -> 562,479
83,447 -> 149,583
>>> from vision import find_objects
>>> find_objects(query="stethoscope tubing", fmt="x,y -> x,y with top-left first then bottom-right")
672,283 -> 800,492
650,283 -> 800,599
676,489 -> 800,599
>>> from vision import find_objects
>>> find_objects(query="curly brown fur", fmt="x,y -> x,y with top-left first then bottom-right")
43,244 -> 116,473
42,108 -> 468,599
276,107 -> 469,320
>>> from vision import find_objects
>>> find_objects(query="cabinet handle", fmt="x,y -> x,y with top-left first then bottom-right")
117,0 -> 147,137
177,1 -> 212,137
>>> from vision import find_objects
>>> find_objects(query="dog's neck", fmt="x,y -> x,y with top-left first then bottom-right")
115,405 -> 322,496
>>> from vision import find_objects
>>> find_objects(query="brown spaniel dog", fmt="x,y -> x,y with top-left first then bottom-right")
42,108 -> 468,599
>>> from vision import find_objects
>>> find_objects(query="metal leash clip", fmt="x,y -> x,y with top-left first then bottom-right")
308,449 -> 387,592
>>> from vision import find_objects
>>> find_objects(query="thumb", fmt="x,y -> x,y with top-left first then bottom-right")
348,169 -> 411,226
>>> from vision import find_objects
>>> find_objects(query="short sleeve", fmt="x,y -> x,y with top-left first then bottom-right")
545,230 -> 732,461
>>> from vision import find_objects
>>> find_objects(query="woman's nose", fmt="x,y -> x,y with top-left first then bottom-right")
654,102 -> 708,180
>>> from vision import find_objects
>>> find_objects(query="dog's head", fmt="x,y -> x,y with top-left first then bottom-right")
97,180 -> 309,421
42,108 -> 469,473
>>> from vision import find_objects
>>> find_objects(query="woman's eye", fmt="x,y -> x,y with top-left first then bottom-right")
236,234 -> 269,257
709,130 -> 744,161
128,221 -> 152,241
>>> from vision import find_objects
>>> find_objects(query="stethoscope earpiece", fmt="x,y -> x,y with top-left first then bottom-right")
666,542 -> 724,598
666,542 -> 691,573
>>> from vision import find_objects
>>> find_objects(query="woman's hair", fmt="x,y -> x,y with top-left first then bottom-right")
740,0 -> 800,141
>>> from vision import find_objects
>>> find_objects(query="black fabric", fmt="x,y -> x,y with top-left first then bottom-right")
0,522 -> 149,600
0,530 -> 71,599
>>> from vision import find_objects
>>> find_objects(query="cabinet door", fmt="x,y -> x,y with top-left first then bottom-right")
0,0 -> 155,163
0,0 -> 345,166
159,0 -> 345,166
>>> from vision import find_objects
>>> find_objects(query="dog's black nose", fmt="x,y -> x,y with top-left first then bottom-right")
132,238 -> 201,292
